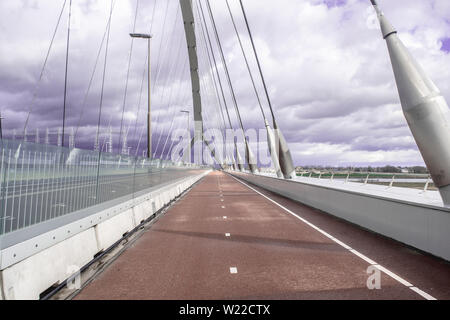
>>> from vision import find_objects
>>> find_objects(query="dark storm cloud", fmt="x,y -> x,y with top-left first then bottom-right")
0,0 -> 450,165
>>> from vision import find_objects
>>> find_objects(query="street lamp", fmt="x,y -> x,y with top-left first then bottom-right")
130,33 -> 152,159
180,110 -> 190,164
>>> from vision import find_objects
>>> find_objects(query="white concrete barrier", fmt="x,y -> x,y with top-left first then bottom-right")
95,209 -> 135,251
230,171 -> 450,262
0,170 -> 211,300
1,228 -> 98,300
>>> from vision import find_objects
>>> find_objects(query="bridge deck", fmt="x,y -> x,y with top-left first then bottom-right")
75,172 -> 450,300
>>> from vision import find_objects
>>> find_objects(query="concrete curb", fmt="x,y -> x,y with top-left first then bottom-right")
0,170 -> 210,300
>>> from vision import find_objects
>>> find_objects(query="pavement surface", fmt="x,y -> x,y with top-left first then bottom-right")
75,171 -> 450,300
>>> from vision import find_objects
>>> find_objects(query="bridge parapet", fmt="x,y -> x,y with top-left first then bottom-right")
0,139 -> 210,299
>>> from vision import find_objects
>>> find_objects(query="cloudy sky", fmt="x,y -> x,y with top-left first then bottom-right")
0,0 -> 449,166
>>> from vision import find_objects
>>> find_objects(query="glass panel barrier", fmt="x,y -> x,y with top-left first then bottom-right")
0,139 -> 208,237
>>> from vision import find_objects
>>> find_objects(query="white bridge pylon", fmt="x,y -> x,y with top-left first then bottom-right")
180,0 -> 205,163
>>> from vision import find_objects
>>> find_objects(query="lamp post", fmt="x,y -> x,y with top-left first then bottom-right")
180,110 -> 190,164
130,33 -> 152,159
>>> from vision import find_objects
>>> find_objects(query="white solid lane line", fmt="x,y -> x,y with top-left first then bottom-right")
230,175 -> 436,301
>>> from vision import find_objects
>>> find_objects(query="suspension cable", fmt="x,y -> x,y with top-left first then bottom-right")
151,6 -> 181,136
159,61 -> 188,158
74,0 -> 117,141
132,58 -> 148,144
118,0 -> 140,154
238,0 -> 277,126
61,0 -> 73,147
131,0 -> 158,148
196,0 -> 233,131
100,114 -> 113,152
197,0 -> 239,164
160,66 -> 190,159
164,87 -> 191,160
152,0 -> 171,91
22,0 -> 67,140
165,89 -> 192,161
225,0 -> 266,122
204,0 -> 251,167
196,17 -> 227,140
94,0 -> 114,199
153,35 -> 185,157
195,10 -> 227,166
194,1 -> 227,131
154,52 -> 186,158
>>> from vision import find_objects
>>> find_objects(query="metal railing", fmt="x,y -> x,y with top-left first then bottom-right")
258,167 -> 434,191
0,139 -> 207,236
294,171 -> 434,190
